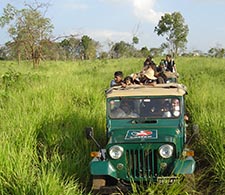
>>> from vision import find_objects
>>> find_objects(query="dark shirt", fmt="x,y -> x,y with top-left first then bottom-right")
164,59 -> 175,72
140,77 -> 156,85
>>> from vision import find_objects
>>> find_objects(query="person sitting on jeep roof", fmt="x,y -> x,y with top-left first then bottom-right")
124,76 -> 134,86
110,71 -> 126,87
164,54 -> 177,73
157,60 -> 166,73
143,56 -> 166,84
156,60 -> 168,83
140,68 -> 157,86
143,56 -> 157,73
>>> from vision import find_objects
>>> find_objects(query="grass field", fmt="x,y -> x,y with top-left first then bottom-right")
0,57 -> 224,194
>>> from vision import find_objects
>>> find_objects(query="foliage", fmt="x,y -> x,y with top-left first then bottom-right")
59,37 -> 81,60
208,47 -> 225,58
1,67 -> 21,91
80,35 -> 99,60
111,41 -> 137,58
132,36 -> 139,45
0,57 -> 224,194
178,57 -> 225,194
154,12 -> 189,56
0,3 -> 54,67
149,47 -> 163,57
0,45 -> 9,60
140,46 -> 150,57
1,3 -> 225,63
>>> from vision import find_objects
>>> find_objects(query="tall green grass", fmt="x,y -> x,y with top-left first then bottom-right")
178,57 -> 225,194
0,57 -> 224,194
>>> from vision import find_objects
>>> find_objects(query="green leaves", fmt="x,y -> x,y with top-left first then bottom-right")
1,3 -> 54,67
154,12 -> 189,56
0,4 -> 17,27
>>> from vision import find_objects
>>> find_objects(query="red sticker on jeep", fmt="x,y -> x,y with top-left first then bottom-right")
125,130 -> 158,139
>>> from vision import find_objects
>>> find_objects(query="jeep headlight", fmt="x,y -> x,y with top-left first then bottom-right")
109,145 -> 124,159
159,144 -> 173,158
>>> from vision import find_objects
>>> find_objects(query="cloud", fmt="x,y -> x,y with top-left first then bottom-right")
69,28 -> 132,44
130,0 -> 163,24
98,0 -> 163,24
87,29 -> 132,42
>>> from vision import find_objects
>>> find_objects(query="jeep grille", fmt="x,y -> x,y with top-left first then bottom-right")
126,148 -> 157,180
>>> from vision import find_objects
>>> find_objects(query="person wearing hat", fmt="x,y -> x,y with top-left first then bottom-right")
141,68 -> 157,86
143,56 -> 158,79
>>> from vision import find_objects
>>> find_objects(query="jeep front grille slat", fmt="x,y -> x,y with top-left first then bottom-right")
126,149 -> 157,180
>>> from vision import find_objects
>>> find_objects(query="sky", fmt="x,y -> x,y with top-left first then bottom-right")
1,0 -> 225,53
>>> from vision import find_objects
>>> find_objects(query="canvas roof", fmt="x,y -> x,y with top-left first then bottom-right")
106,83 -> 187,98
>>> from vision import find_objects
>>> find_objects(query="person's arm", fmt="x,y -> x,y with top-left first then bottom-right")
172,60 -> 177,73
121,82 -> 127,88
173,65 -> 177,74
110,80 -> 116,87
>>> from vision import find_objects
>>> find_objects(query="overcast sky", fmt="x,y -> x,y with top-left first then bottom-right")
1,0 -> 225,52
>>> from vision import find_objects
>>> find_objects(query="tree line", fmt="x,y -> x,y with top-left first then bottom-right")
0,2 -> 224,68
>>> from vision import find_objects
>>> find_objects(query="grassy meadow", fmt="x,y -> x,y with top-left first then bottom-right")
0,57 -> 224,195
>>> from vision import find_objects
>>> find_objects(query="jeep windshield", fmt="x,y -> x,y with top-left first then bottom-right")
108,97 -> 181,119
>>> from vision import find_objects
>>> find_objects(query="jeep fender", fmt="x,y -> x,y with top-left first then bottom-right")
90,159 -> 117,178
173,156 -> 196,175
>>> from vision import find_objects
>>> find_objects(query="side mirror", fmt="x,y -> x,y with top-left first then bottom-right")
85,127 -> 93,140
85,127 -> 102,150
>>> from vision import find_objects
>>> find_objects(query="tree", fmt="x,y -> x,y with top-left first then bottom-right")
80,35 -> 99,60
98,51 -> 108,59
132,36 -> 139,45
40,39 -> 61,61
111,41 -> 136,58
140,46 -> 149,57
208,47 -> 225,58
0,45 -> 9,60
154,12 -> 189,56
59,36 -> 80,60
132,23 -> 140,47
0,2 -> 53,67
149,47 -> 163,57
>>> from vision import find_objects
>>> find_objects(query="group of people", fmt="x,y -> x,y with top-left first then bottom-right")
110,100 -> 139,118
110,98 -> 183,119
110,54 -> 177,88
161,98 -> 181,118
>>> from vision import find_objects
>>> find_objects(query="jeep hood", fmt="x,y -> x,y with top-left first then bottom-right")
108,126 -> 181,144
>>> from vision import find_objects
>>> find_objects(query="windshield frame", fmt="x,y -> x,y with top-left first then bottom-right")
107,97 -> 182,119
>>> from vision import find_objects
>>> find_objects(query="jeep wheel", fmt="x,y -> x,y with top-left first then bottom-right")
91,176 -> 106,195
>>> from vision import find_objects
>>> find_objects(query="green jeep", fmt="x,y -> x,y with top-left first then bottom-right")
86,83 -> 196,194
